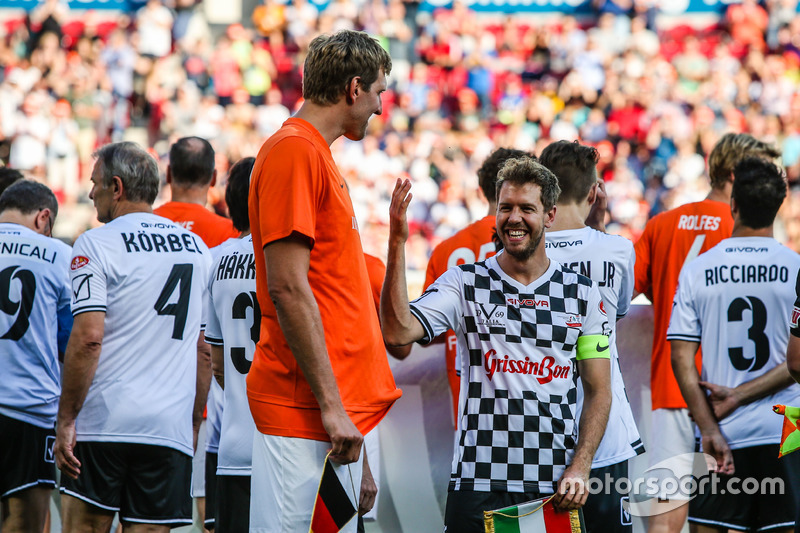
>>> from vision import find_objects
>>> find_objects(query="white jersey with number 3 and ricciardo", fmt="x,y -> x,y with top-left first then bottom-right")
69,213 -> 211,456
667,237 -> 800,449
204,235 -> 258,475
0,223 -> 72,428
546,226 -> 643,468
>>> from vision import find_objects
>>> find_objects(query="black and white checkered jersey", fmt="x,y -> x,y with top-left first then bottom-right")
546,227 -> 644,467
410,253 -> 608,493
668,237 -> 800,449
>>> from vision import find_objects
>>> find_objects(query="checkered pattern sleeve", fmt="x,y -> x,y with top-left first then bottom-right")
666,267 -> 701,342
409,266 -> 463,344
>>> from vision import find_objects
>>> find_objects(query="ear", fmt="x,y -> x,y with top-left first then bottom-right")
346,76 -> 361,105
209,169 -> 217,188
34,208 -> 51,235
111,175 -> 124,201
587,183 -> 598,206
545,205 -> 557,228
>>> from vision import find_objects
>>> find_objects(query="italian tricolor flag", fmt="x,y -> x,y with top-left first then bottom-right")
773,404 -> 800,458
484,496 -> 585,533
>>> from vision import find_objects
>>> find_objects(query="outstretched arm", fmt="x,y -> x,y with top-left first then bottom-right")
671,339 -> 734,474
380,179 -> 425,347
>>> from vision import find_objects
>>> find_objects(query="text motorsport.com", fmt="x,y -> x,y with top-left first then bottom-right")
581,453 -> 785,517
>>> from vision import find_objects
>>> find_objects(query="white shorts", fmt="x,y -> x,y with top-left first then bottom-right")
250,433 -> 363,533
648,408 -> 696,501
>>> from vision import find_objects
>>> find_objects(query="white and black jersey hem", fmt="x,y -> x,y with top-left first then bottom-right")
665,333 -> 701,342
72,305 -> 107,316
204,335 -> 224,346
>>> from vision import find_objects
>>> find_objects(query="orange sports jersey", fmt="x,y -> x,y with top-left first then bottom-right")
154,202 -> 238,248
364,253 -> 386,317
247,117 -> 401,441
634,199 -> 734,410
424,215 -> 497,426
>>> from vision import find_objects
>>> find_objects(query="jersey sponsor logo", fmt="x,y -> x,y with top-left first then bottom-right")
596,342 -> 609,353
792,306 -> 800,329
725,247 -> 768,253
72,273 -> 92,303
704,264 -> 789,286
121,231 -> 204,255
71,256 -> 90,270
506,297 -> 549,308
546,240 -> 582,248
483,348 -> 571,384
565,314 -> 582,327
677,215 -> 721,231
352,216 -> 359,231
140,221 -> 178,229
599,300 -> 607,315
176,221 -> 194,230
476,304 -> 505,326
44,436 -> 56,463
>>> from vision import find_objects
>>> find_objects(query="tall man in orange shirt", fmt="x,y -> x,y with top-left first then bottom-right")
247,30 -> 401,532
423,148 -> 532,426
634,133 -> 781,533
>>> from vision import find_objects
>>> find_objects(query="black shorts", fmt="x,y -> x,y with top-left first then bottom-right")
204,452 -> 218,528
445,489 -> 545,533
0,413 -> 56,499
60,441 -> 192,526
215,474 -> 250,533
583,461 -> 631,533
689,444 -> 798,531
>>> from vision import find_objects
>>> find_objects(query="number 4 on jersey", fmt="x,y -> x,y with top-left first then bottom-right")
154,264 -> 193,340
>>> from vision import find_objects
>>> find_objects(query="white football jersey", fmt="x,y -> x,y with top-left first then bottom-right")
668,237 -> 800,449
0,223 -> 71,428
204,236 -> 258,475
546,227 -> 643,467
69,213 -> 211,455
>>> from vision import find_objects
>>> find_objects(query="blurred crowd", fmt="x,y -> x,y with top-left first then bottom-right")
0,0 -> 799,267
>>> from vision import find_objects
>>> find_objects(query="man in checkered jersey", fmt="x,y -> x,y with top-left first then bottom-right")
541,140 -> 642,533
382,157 -> 612,532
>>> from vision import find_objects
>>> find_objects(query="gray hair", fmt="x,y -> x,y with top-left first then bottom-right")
93,142 -> 159,205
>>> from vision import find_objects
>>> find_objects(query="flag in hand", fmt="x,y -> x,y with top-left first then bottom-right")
484,496 -> 585,533
309,452 -> 357,533
773,404 -> 800,458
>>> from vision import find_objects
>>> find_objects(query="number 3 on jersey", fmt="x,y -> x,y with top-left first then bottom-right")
231,291 -> 260,374
154,264 -> 193,340
727,295 -> 769,372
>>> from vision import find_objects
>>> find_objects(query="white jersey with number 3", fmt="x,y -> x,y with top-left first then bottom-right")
546,226 -> 643,467
69,213 -> 211,456
668,237 -> 800,449
204,235 -> 258,475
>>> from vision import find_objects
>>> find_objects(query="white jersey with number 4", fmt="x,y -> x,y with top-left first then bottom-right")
69,212 -> 211,456
668,237 -> 800,449
0,223 -> 72,428
546,226 -> 643,467
204,235 -> 258,475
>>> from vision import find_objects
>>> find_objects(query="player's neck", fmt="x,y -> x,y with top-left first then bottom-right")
111,201 -> 153,220
705,182 -> 731,204
496,247 -> 551,286
294,101 -> 347,146
486,203 -> 496,217
0,211 -> 37,232
548,203 -> 587,232
169,185 -> 210,206
731,222 -> 773,239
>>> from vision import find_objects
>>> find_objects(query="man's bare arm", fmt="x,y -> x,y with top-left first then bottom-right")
55,311 -> 104,479
194,333 -> 212,452
671,339 -> 734,474
265,233 -> 362,464
210,344 -> 225,389
701,363 -> 794,421
380,179 -> 425,347
554,357 -> 610,511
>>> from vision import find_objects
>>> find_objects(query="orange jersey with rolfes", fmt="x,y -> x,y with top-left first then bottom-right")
247,118 -> 401,441
424,215 -> 497,427
634,199 -> 734,410
154,202 -> 238,249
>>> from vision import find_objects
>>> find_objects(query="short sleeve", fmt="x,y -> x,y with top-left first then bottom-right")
633,222 -> 652,296
205,257 -> 223,346
254,137 -> 324,248
617,242 -> 636,319
409,267 -> 463,344
666,269 -> 701,342
576,283 -> 610,360
69,235 -> 108,316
